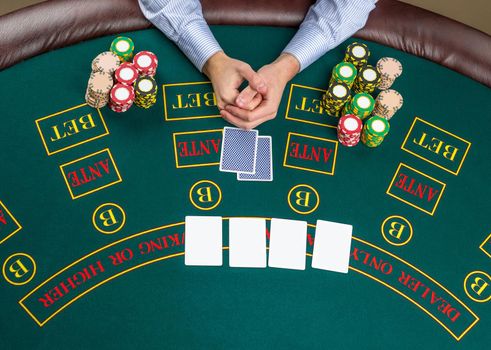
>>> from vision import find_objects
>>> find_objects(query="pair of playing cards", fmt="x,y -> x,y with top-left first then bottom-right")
184,216 -> 352,273
219,127 -> 273,181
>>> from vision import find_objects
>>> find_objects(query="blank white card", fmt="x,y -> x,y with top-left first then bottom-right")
185,216 -> 222,266
312,220 -> 352,273
268,218 -> 307,270
229,218 -> 266,268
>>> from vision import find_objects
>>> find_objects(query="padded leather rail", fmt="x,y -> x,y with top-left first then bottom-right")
0,0 -> 490,87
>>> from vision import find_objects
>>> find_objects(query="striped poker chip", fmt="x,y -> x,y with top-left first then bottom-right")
330,62 -> 357,88
322,81 -> 351,117
115,63 -> 139,85
377,57 -> 403,90
344,42 -> 370,69
361,115 -> 390,147
353,65 -> 381,93
368,116 -> 390,137
135,76 -> 157,95
91,51 -> 121,74
134,76 -> 158,108
109,83 -> 135,112
338,114 -> 362,134
327,81 -> 350,101
372,89 -> 403,120
87,71 -> 113,92
133,51 -> 158,77
110,83 -> 134,104
344,93 -> 374,119
337,114 -> 362,147
86,71 -> 113,108
110,36 -> 135,61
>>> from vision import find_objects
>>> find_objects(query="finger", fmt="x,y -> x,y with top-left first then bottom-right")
220,110 -> 253,129
248,93 -> 263,110
242,112 -> 276,130
217,99 -> 225,110
220,91 -> 239,106
238,64 -> 267,95
235,86 -> 258,109
225,103 -> 271,122
222,110 -> 276,130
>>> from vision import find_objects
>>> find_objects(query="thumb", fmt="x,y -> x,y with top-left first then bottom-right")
236,86 -> 258,109
238,64 -> 267,95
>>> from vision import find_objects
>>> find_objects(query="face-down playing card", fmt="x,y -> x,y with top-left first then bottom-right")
237,136 -> 273,181
220,127 -> 258,174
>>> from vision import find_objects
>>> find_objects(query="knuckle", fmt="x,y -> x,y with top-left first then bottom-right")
244,113 -> 255,122
221,94 -> 235,104
241,62 -> 252,71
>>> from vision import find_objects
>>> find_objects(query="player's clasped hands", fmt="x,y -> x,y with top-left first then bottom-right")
203,51 -> 300,130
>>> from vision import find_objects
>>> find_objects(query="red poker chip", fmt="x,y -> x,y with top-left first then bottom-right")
338,114 -> 362,134
133,51 -> 158,76
110,83 -> 135,104
340,140 -> 359,147
337,114 -> 362,147
109,105 -> 131,113
115,63 -> 138,85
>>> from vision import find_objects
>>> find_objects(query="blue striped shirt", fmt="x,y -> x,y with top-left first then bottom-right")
138,0 -> 376,72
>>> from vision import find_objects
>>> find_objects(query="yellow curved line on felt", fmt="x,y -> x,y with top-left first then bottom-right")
19,219 -> 479,341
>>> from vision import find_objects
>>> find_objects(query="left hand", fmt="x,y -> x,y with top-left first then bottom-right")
220,53 -> 300,130
202,51 -> 267,111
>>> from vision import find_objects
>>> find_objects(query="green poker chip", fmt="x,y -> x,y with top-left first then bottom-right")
330,62 -> 357,88
110,36 -> 135,61
367,115 -> 390,137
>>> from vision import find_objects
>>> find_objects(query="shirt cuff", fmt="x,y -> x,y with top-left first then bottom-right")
177,20 -> 223,72
282,24 -> 332,72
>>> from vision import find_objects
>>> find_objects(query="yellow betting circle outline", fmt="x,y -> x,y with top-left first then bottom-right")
189,180 -> 222,211
2,252 -> 37,286
463,270 -> 491,303
381,215 -> 413,246
92,203 -> 126,235
287,184 -> 320,215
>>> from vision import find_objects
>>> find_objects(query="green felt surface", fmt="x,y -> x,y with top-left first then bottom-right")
0,26 -> 490,349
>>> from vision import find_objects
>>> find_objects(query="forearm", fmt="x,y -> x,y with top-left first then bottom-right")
270,53 -> 301,84
138,0 -> 222,71
283,0 -> 377,71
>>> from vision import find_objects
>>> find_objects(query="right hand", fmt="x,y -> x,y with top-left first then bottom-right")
202,51 -> 267,112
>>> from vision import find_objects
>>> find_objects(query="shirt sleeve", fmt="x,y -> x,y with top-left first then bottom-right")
282,0 -> 377,72
138,0 -> 222,72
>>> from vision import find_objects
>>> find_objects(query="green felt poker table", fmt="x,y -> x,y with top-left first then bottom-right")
1,0 -> 490,349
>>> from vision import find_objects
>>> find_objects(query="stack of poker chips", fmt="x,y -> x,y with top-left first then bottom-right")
330,62 -> 357,88
115,63 -> 139,86
372,89 -> 404,120
109,83 -> 135,113
86,52 -> 121,108
343,93 -> 375,120
337,114 -> 363,147
344,42 -> 370,69
85,71 -> 114,108
353,65 -> 381,94
377,57 -> 403,90
91,51 -> 121,74
133,51 -> 158,77
321,81 -> 351,117
110,37 -> 135,62
134,76 -> 158,109
361,115 -> 390,147
85,36 -> 160,111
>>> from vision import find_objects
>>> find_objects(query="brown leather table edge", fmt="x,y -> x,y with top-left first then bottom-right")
0,0 -> 490,87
